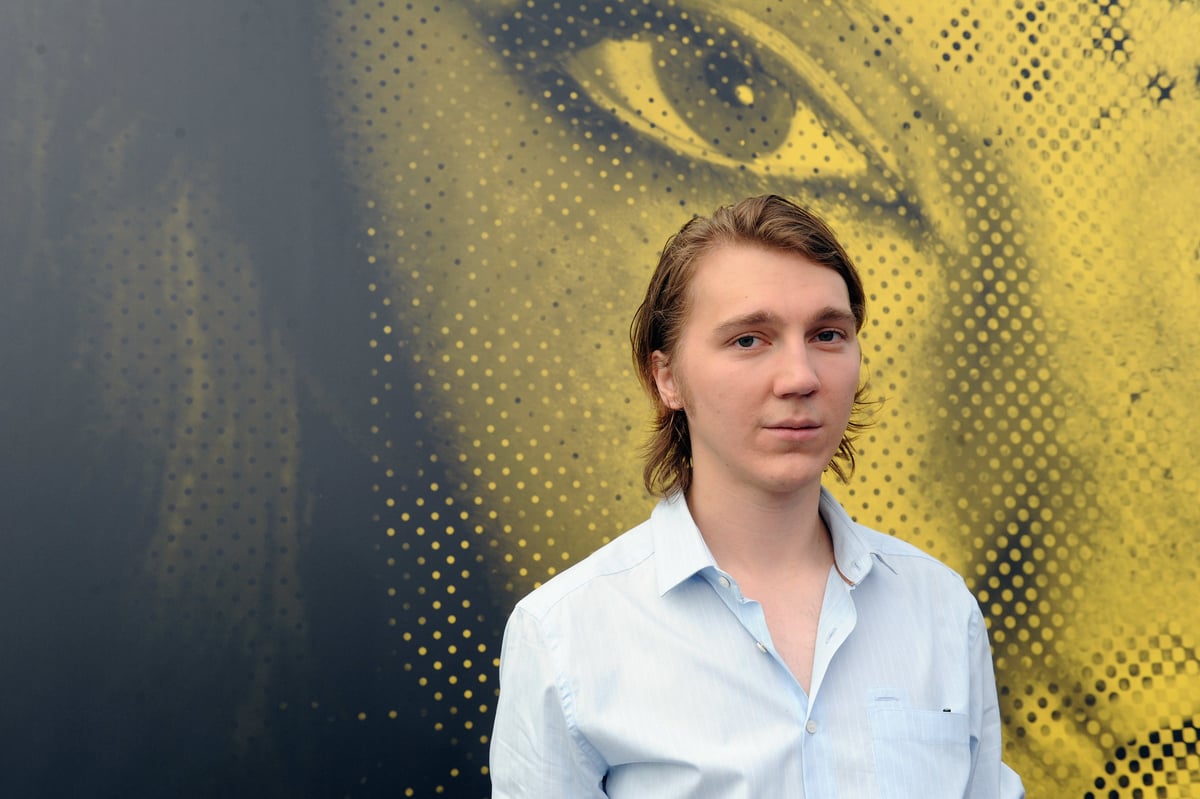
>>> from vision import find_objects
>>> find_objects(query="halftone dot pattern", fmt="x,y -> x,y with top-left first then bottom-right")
322,0 -> 1200,795
75,175 -> 306,743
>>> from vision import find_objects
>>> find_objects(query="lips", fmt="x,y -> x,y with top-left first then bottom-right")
766,419 -> 820,430
762,420 -> 823,443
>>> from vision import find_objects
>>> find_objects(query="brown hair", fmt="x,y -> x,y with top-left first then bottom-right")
630,194 -> 874,497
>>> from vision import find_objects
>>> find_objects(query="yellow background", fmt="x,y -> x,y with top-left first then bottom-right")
3,0 -> 1198,796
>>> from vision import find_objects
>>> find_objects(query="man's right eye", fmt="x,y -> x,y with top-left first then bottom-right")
734,335 -> 759,348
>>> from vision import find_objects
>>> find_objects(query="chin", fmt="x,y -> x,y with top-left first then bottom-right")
754,469 -> 829,496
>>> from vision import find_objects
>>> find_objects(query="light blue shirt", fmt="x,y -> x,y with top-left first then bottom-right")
490,488 -> 1025,798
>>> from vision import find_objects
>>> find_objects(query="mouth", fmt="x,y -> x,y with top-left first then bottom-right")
764,421 -> 822,441
766,419 -> 820,431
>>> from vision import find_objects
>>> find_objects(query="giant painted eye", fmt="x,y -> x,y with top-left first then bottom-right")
487,1 -> 912,212
548,5 -> 905,206
565,35 -> 871,180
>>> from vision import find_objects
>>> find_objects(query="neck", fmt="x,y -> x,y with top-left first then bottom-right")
685,477 -> 832,578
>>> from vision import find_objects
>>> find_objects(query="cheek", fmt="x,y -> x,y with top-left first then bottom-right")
828,359 -> 865,405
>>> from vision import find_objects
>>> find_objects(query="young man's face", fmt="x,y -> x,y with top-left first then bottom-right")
652,244 -> 862,500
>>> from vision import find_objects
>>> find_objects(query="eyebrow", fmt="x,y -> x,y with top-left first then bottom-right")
713,306 -> 858,337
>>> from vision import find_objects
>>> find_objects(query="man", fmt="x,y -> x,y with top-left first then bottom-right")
490,195 -> 1024,797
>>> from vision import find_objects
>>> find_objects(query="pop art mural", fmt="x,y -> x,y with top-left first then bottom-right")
3,0 -> 1198,796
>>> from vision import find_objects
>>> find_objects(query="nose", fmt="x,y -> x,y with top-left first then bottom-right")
773,343 -> 821,398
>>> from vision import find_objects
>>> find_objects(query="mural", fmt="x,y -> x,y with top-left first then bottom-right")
2,0 -> 1198,796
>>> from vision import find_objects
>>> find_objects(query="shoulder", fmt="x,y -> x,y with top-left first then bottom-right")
822,489 -> 970,595
512,516 -> 657,619
859,524 -> 962,577
849,522 -> 980,611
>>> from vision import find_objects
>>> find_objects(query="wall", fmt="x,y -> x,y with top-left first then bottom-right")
2,0 -> 1198,796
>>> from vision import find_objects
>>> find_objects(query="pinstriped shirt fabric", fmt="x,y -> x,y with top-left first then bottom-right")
490,488 -> 1025,798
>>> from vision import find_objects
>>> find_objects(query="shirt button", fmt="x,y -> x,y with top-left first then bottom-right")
805,720 -> 818,734
718,576 -> 731,589
755,641 -> 768,654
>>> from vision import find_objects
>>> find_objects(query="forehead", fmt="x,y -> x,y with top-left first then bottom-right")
684,243 -> 852,314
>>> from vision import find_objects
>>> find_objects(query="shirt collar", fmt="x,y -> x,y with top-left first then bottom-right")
651,491 -> 719,596
651,486 -> 888,596
819,488 -> 891,585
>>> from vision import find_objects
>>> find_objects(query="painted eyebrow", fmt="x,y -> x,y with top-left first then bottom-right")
713,306 -> 858,337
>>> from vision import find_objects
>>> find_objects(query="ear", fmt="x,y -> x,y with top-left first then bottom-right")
651,350 -> 684,410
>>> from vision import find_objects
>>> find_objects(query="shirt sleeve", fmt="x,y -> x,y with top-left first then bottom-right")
965,604 -> 1026,799
489,604 -> 608,798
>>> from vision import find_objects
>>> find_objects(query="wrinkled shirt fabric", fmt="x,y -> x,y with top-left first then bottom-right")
490,488 -> 1025,798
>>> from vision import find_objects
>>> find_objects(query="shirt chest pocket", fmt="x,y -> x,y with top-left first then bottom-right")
868,706 -> 973,799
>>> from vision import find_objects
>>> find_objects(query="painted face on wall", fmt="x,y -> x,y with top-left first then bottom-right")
323,0 -> 1200,793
